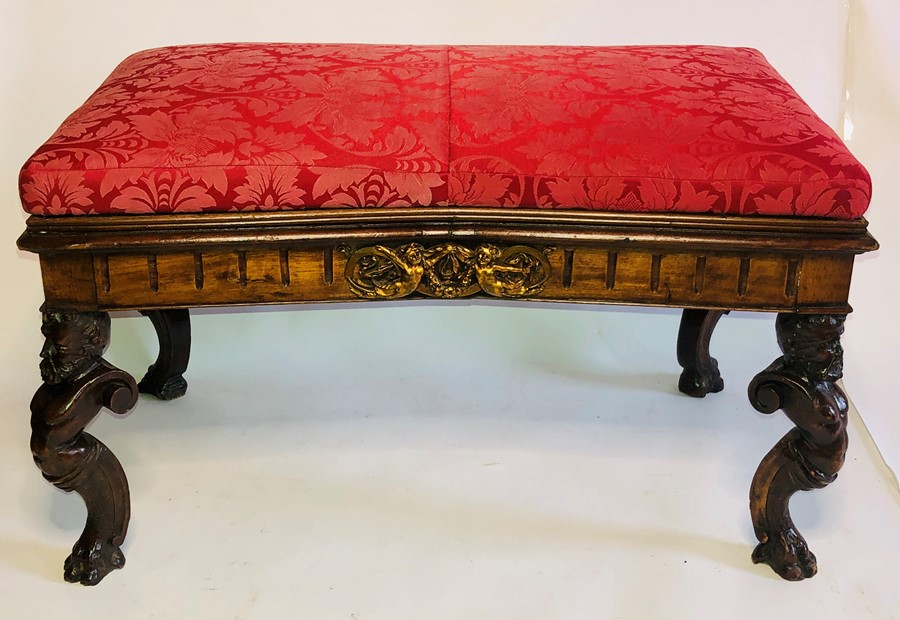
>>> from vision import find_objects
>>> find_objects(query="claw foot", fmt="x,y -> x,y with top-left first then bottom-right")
676,309 -> 726,398
678,361 -> 724,397
63,539 -> 126,586
138,373 -> 187,400
751,530 -> 817,581
138,309 -> 190,401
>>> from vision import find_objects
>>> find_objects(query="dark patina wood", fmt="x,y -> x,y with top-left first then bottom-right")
677,309 -> 727,397
138,309 -> 191,400
18,209 -> 876,313
748,313 -> 848,581
31,309 -> 138,585
17,207 -> 878,584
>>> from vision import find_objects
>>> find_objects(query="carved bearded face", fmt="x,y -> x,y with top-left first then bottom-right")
777,314 -> 845,382
39,311 -> 109,384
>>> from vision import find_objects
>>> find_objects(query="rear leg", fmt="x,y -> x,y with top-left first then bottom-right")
677,309 -> 727,397
138,309 -> 190,400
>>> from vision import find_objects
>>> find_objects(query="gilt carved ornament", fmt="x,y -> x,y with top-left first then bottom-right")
343,242 -> 553,299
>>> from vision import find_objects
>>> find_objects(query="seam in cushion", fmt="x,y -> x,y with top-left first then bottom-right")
446,46 -> 452,203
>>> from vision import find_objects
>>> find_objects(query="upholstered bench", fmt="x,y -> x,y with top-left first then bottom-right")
17,43 -> 876,585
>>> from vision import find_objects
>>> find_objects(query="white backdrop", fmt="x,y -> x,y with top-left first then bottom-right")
8,0 -> 896,464
3,1 -> 900,615
1,0 -> 854,408
840,0 -> 900,481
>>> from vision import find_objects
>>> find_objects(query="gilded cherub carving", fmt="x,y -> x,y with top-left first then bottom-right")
345,243 -> 425,298
475,245 -> 551,298
344,242 -> 552,299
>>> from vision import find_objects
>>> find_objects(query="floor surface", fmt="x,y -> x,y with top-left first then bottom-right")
1,304 -> 897,619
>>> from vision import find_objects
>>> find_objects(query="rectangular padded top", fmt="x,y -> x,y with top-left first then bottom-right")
20,43 -> 870,218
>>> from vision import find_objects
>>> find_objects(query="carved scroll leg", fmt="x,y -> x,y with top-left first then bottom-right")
138,309 -> 190,400
32,430 -> 133,585
31,310 -> 139,585
677,309 -> 727,397
747,313 -> 848,581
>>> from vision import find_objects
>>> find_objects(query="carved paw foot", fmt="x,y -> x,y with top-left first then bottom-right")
138,309 -> 190,400
63,539 -> 126,586
751,530 -> 817,581
138,373 -> 187,400
676,309 -> 726,398
678,361 -> 724,398
747,313 -> 847,581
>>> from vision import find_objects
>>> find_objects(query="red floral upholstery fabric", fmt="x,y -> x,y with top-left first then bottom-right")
20,44 -> 871,218
21,44 -> 449,215
449,46 -> 870,218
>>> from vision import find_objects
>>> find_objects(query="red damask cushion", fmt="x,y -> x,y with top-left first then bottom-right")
19,43 -> 871,218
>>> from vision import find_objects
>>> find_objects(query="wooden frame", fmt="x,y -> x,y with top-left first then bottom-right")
18,208 -> 878,584
20,208 -> 874,311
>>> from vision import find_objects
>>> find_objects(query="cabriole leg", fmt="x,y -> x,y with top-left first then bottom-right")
31,309 -> 138,585
677,309 -> 726,397
747,313 -> 848,581
138,309 -> 190,400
